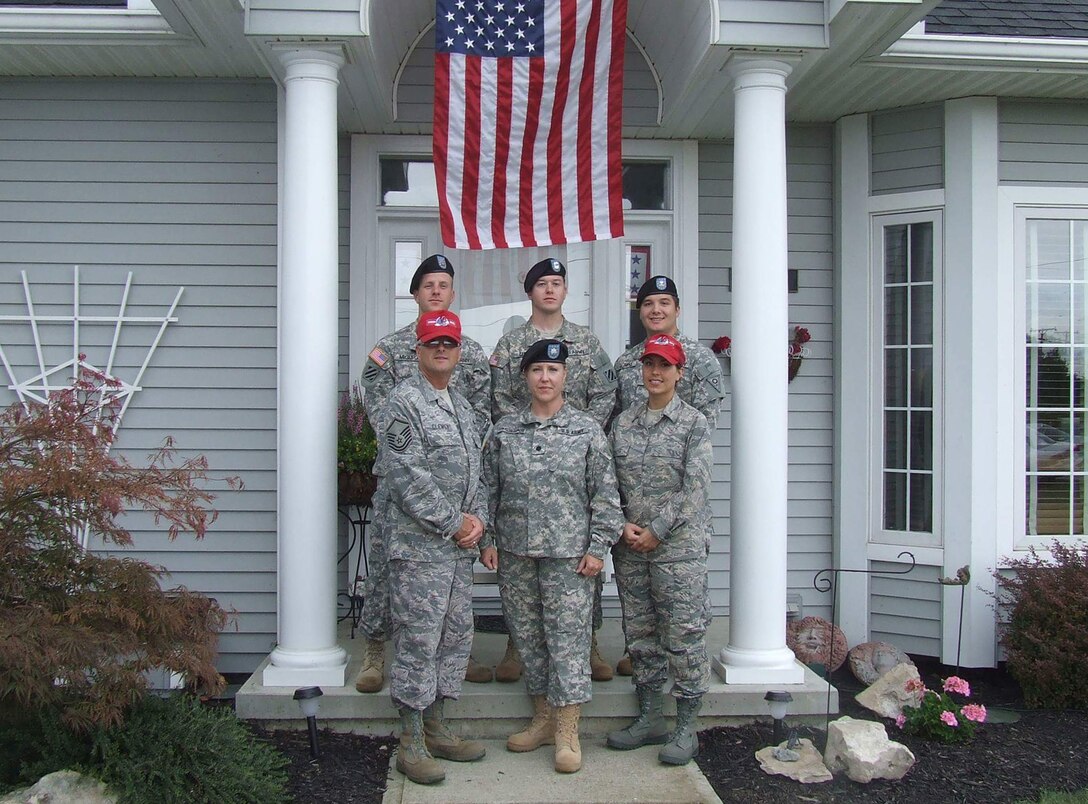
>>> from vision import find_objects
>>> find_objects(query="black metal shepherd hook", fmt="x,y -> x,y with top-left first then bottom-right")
810,551 -> 917,742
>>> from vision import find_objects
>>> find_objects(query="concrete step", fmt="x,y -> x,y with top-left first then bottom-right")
237,618 -> 838,737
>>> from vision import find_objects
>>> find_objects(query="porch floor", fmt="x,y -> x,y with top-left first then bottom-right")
236,617 -> 838,737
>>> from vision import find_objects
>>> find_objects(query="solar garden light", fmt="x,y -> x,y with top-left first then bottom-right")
293,686 -> 324,759
764,690 -> 794,746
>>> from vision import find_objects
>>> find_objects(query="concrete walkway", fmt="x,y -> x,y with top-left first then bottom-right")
381,739 -> 722,804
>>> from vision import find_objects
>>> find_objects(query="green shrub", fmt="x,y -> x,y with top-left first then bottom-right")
995,540 -> 1088,709
0,695 -> 288,803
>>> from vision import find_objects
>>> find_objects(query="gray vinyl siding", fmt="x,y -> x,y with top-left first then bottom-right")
870,561 -> 942,657
999,100 -> 1088,186
698,124 -> 835,619
718,0 -> 826,49
0,78 -> 278,674
871,105 -> 944,195
395,33 -> 659,130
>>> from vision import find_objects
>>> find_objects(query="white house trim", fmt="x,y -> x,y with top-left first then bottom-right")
876,32 -> 1088,72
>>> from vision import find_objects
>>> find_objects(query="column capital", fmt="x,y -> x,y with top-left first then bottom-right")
725,54 -> 798,88
271,42 -> 347,80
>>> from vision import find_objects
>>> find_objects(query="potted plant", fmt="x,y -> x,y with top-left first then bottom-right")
337,383 -> 378,506
710,326 -> 813,383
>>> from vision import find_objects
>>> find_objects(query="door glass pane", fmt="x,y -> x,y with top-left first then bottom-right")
622,162 -> 669,210
394,241 -> 424,329
380,160 -> 439,206
884,225 -> 908,284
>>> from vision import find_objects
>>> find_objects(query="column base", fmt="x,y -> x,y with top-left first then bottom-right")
262,645 -> 348,688
713,645 -> 806,685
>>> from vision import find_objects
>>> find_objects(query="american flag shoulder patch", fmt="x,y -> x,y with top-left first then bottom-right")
369,347 -> 389,368
489,353 -> 500,368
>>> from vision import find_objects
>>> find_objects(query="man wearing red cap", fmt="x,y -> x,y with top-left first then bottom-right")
356,255 -> 494,694
383,310 -> 489,785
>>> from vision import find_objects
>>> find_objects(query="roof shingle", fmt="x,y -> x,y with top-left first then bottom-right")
926,0 -> 1088,38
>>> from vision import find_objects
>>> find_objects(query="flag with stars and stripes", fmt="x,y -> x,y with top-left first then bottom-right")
433,0 -> 626,250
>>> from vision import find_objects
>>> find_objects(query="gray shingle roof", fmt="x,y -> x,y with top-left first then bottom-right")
926,1 -> 1088,38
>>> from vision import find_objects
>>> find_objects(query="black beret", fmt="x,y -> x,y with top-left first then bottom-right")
519,339 -> 568,372
410,254 -> 455,294
636,275 -> 680,308
523,257 -> 566,293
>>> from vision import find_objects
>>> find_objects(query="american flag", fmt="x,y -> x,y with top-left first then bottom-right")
433,0 -> 626,250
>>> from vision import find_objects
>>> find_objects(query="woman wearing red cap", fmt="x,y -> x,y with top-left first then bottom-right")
605,333 -> 714,766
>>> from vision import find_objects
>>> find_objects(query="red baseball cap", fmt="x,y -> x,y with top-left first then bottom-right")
641,333 -> 685,366
416,310 -> 462,344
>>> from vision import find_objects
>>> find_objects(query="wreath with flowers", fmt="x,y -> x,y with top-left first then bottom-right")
711,326 -> 812,383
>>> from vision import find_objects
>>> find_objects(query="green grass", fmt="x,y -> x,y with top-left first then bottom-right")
1018,791 -> 1088,804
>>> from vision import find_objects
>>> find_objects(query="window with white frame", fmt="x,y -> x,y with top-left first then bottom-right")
872,212 -> 942,547
1023,216 -> 1088,538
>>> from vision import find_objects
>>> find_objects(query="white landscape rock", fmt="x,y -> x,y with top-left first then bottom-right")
0,770 -> 117,804
855,662 -> 924,719
755,738 -> 833,784
823,716 -> 916,783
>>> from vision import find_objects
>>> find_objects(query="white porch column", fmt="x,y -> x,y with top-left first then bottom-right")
715,58 -> 805,685
264,46 -> 348,687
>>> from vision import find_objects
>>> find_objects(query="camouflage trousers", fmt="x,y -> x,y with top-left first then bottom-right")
498,551 -> 593,708
359,484 -> 391,642
613,554 -> 710,699
388,557 -> 474,711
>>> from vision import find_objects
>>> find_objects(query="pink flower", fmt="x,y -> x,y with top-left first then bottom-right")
940,710 -> 959,727
711,335 -> 731,355
943,676 -> 971,697
905,678 -> 925,693
961,704 -> 987,723
894,714 -> 906,729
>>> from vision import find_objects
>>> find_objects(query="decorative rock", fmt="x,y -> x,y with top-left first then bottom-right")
855,663 -> 924,719
0,770 -> 117,804
786,616 -> 849,672
848,641 -> 914,685
756,738 -> 833,784
823,716 -> 916,783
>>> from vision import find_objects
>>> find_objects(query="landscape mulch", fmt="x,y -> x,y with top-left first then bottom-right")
256,657 -> 1088,804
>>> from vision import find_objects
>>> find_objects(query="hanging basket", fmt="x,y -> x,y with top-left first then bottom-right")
788,356 -> 804,383
337,470 -> 377,507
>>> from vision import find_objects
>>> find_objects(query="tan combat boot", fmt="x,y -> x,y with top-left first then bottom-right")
506,694 -> 554,752
553,704 -> 582,773
396,708 -> 445,785
423,698 -> 486,762
465,654 -> 494,683
495,637 -> 523,682
353,638 -> 385,693
589,632 -> 613,681
616,653 -> 633,676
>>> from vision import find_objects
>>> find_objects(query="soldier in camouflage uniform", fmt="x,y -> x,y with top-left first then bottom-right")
611,275 -> 723,678
354,254 -> 494,693
605,333 -> 713,767
481,339 -> 624,774
383,311 -> 488,785
489,258 -> 618,683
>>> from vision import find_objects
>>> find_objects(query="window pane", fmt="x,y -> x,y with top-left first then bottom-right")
1027,475 -> 1074,535
1027,284 -> 1070,342
885,348 -> 907,408
1027,346 -> 1072,409
909,473 -> 933,532
380,159 -> 438,206
884,472 -> 906,531
1074,284 -> 1088,345
910,222 -> 934,282
622,162 -> 669,210
885,225 -> 908,284
911,347 -> 933,407
885,287 -> 908,345
911,285 -> 933,344
885,411 -> 907,469
910,411 -> 932,470
1028,219 -> 1071,282
1075,221 -> 1088,281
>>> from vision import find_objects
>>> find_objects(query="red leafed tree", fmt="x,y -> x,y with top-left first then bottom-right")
0,366 -> 238,730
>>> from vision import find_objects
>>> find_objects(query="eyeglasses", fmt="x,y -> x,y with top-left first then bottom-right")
421,338 -> 460,349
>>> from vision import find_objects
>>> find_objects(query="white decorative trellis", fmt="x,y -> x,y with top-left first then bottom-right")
0,266 -> 184,547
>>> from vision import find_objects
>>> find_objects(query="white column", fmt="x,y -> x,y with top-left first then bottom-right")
715,59 -> 805,685
264,46 -> 348,687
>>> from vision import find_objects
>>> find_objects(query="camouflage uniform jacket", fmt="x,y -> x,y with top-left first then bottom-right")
383,373 -> 488,562
490,318 -> 616,426
613,332 -> 724,425
360,321 -> 492,448
484,403 -> 623,560
610,394 -> 713,563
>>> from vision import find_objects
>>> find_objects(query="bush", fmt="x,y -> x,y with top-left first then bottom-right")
995,540 -> 1088,709
0,365 -> 238,730
1,695 -> 288,803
